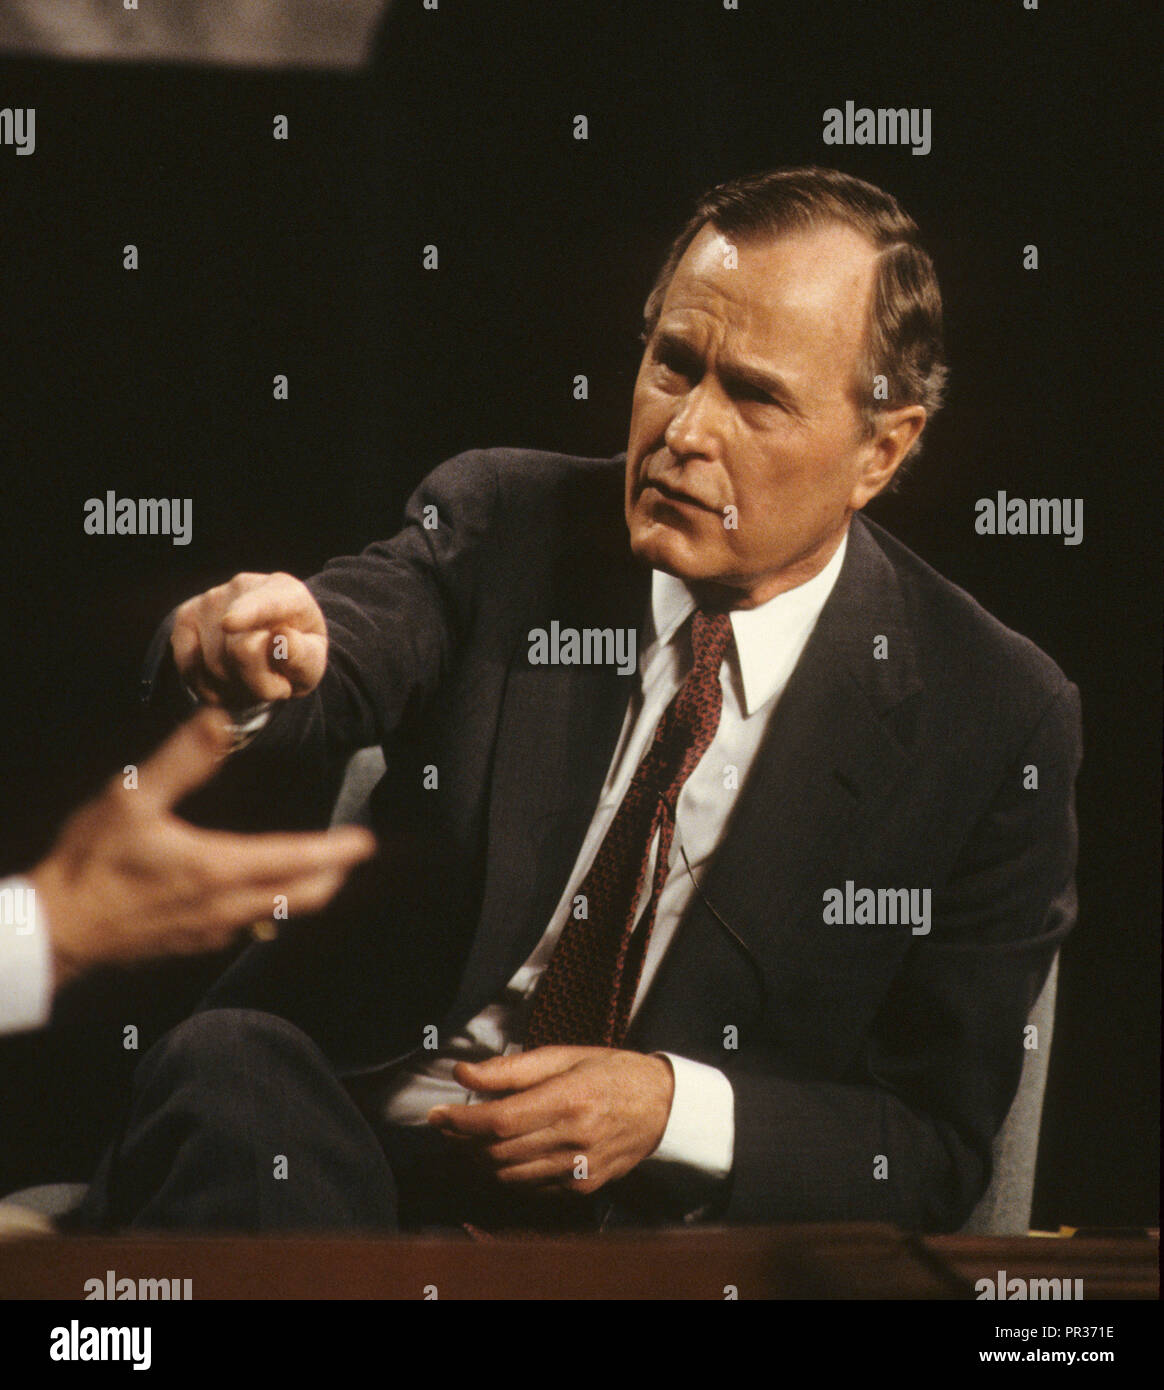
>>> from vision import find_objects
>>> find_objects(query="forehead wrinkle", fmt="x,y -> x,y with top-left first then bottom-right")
658,224 -> 877,410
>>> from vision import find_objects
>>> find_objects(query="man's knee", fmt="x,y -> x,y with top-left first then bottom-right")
81,1008 -> 397,1232
137,1008 -> 326,1090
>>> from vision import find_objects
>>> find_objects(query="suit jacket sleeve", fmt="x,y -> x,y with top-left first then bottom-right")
719,679 -> 1082,1230
141,452 -> 501,828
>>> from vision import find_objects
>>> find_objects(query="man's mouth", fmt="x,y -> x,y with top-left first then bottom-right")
642,477 -> 718,513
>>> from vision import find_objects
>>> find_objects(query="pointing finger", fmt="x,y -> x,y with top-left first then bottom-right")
223,628 -> 294,701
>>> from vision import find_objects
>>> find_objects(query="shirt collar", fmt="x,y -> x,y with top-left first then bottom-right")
648,530 -> 849,718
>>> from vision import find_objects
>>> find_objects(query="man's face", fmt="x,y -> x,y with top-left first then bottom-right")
625,221 -> 901,608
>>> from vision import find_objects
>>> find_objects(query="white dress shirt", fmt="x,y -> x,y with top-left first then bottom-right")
355,534 -> 848,1180
0,877 -> 51,1036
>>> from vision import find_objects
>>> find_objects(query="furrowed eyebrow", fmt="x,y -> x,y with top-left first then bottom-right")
719,360 -> 802,414
723,358 -> 795,403
653,331 -> 703,371
653,329 -> 804,417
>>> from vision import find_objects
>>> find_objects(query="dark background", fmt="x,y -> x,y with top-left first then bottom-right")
0,1 -> 1156,1227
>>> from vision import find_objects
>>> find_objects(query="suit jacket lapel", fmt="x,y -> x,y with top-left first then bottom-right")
443,503 -> 651,1027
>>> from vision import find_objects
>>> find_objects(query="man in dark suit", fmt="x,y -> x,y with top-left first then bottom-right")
76,168 -> 1081,1235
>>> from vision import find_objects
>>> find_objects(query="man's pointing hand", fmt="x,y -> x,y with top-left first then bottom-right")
171,571 -> 327,707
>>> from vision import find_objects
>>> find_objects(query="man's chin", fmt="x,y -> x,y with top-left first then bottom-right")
628,520 -> 717,584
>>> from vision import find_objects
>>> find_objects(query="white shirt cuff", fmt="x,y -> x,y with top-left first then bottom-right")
0,876 -> 52,1035
648,1052 -> 735,1179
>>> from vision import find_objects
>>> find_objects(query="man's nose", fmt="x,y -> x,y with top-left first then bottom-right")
664,378 -> 725,459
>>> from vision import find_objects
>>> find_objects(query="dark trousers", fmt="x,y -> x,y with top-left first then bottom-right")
70,1009 -> 606,1234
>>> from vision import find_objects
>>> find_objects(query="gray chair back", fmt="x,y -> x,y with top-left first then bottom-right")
329,745 -> 388,828
960,955 -> 1059,1233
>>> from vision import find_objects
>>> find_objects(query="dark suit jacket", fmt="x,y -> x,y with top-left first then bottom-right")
168,448 -> 1081,1231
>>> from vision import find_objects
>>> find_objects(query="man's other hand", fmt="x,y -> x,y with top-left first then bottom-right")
30,709 -> 376,989
171,571 -> 328,707
427,1047 -> 676,1196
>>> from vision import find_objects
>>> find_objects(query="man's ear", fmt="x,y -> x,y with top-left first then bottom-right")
850,405 -> 927,508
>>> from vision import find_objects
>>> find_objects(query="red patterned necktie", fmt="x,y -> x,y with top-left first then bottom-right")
523,609 -> 735,1049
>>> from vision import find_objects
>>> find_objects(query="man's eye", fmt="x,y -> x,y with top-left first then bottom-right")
738,384 -> 776,405
655,347 -> 697,380
735,381 -> 789,411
